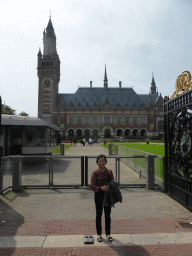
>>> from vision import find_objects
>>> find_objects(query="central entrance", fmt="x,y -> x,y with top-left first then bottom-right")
105,129 -> 110,138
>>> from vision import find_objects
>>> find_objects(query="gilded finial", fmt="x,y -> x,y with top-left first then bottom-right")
170,71 -> 192,100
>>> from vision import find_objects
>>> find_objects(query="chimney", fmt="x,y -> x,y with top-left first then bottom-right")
90,81 -> 92,88
119,81 -> 122,88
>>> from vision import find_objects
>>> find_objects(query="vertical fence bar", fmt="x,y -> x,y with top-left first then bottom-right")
0,164 -> 3,194
118,157 -> 120,185
81,156 -> 84,187
115,157 -> 118,181
163,156 -> 166,193
85,156 -> 88,186
49,157 -> 53,187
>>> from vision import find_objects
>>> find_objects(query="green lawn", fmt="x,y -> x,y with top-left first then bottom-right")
116,143 -> 165,157
52,144 -> 72,153
101,143 -> 164,179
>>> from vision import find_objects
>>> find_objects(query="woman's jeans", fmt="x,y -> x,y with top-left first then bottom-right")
95,191 -> 111,236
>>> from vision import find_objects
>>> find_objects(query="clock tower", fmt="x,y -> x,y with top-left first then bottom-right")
37,18 -> 60,122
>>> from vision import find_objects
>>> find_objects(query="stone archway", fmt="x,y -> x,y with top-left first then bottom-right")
84,129 -> 90,138
132,129 -> 139,137
116,129 -> 123,136
105,129 -> 110,138
124,129 -> 131,138
68,129 -> 74,137
76,129 -> 82,137
140,129 -> 146,137
92,129 -> 99,138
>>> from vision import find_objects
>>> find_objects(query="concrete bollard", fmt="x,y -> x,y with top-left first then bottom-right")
60,144 -> 65,155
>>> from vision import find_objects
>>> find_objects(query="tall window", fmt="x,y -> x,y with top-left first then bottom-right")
68,116 -> 74,124
133,117 -> 138,124
84,116 -> 90,124
125,116 -> 130,124
141,117 -> 146,124
93,116 -> 98,124
104,116 -> 111,124
117,116 -> 122,124
76,116 -> 82,124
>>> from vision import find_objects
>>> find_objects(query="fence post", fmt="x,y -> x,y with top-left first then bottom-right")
12,156 -> 22,191
49,157 -> 53,187
81,156 -> 84,187
162,156 -> 166,193
117,157 -> 120,185
146,155 -> 155,190
60,144 -> 65,155
85,156 -> 88,187
109,144 -> 112,155
0,165 -> 2,194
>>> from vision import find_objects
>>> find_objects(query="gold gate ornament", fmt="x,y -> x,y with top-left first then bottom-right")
170,71 -> 192,100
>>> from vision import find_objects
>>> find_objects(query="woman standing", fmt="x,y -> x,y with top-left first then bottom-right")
91,154 -> 114,242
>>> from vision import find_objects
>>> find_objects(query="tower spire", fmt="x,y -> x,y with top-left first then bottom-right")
43,17 -> 56,56
104,64 -> 108,88
150,72 -> 157,94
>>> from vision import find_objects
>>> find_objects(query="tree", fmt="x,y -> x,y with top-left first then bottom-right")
19,111 -> 29,116
2,105 -> 16,115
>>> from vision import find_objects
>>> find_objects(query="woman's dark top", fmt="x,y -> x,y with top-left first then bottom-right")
91,168 -> 114,203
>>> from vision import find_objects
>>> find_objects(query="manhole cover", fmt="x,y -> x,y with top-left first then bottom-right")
178,222 -> 192,228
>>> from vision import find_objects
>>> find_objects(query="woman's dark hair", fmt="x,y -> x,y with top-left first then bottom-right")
96,154 -> 107,164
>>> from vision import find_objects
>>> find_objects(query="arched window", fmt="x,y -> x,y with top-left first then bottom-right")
46,62 -> 49,66
42,62 -> 45,67
50,62 -> 53,67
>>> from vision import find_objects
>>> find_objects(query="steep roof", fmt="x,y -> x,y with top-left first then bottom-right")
58,87 -> 159,108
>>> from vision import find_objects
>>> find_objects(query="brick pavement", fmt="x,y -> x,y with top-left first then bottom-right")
0,244 -> 192,256
1,144 -> 192,255
1,217 -> 192,237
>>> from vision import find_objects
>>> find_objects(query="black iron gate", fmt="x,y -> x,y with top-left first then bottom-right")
164,72 -> 192,211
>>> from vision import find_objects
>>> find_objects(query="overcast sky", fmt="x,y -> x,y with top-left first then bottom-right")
1,0 -> 192,116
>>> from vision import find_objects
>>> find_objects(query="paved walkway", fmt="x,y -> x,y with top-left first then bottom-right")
0,144 -> 192,255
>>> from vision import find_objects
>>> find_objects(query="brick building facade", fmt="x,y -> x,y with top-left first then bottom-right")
37,18 -> 164,140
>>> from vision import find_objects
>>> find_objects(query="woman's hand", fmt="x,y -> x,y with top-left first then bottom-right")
101,185 -> 110,192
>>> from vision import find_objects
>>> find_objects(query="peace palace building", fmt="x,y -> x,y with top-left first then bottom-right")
37,19 -> 164,140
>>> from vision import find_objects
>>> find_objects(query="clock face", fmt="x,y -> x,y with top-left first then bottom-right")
180,131 -> 191,156
44,80 -> 51,87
